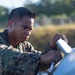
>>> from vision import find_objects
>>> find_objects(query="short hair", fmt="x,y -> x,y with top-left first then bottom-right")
8,7 -> 36,21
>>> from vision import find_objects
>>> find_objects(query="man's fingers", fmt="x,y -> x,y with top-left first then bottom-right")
54,51 -> 62,63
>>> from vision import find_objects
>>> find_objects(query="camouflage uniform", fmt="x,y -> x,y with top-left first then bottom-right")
0,29 -> 57,75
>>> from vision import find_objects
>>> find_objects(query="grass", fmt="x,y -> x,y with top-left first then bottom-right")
29,25 -> 75,51
0,28 -> 4,32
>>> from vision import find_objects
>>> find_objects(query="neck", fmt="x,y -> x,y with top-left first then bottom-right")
10,40 -> 18,47
8,32 -> 18,47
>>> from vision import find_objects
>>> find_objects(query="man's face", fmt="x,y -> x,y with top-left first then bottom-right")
8,16 -> 34,43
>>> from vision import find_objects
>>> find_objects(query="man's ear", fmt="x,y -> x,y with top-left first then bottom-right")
7,20 -> 14,28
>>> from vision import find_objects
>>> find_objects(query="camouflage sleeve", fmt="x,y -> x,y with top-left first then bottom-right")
23,41 -> 57,71
0,44 -> 41,75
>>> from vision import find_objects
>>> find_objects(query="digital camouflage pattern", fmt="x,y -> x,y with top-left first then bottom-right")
0,29 -> 57,75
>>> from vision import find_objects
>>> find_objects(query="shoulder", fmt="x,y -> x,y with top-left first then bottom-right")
0,29 -> 9,45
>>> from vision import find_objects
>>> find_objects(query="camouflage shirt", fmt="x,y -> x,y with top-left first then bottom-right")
0,29 -> 57,75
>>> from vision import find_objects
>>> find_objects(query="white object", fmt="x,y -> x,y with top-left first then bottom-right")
48,62 -> 55,72
56,38 -> 72,55
53,39 -> 75,75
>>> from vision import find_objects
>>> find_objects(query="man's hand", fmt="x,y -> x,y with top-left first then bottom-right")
49,33 -> 68,48
40,50 -> 62,64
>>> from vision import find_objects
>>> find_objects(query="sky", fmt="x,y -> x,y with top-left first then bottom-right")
0,0 -> 39,9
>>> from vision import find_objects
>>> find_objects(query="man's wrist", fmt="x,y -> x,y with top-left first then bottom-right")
48,42 -> 57,50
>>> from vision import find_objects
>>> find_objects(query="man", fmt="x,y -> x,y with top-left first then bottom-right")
0,7 -> 67,75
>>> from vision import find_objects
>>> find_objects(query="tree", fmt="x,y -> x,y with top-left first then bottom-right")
25,0 -> 75,16
0,6 -> 9,22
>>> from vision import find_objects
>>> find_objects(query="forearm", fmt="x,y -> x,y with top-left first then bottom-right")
40,51 -> 56,64
38,52 -> 54,71
38,50 -> 62,71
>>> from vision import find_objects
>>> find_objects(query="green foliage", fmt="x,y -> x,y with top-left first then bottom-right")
0,0 -> 75,26
0,6 -> 9,22
25,0 -> 75,16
